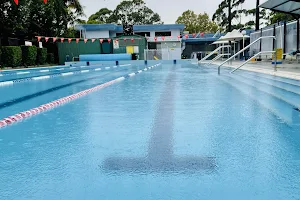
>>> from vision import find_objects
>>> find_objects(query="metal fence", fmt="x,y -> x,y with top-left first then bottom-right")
250,20 -> 300,57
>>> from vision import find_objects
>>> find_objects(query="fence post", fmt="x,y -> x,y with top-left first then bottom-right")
283,21 -> 287,57
297,19 -> 300,51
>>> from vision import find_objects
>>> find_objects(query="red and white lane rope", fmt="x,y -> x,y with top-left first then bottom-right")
0,64 -> 161,129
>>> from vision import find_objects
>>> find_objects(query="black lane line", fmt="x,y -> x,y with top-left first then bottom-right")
0,68 -> 131,110
103,66 -> 215,173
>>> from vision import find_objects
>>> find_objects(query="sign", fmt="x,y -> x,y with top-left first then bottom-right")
134,46 -> 139,53
39,42 -> 43,48
25,41 -> 32,46
272,48 -> 283,64
113,40 -> 119,49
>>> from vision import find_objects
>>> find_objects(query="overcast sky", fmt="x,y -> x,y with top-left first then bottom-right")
81,0 -> 268,24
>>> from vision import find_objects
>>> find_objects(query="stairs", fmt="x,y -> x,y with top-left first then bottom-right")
218,69 -> 300,126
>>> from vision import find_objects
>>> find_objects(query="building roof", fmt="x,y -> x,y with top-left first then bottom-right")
260,0 -> 300,16
75,24 -> 185,32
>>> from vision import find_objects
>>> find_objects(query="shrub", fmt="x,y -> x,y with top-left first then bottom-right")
47,53 -> 55,64
37,48 -> 47,65
21,45 -> 37,66
1,46 -> 22,67
0,48 -> 2,66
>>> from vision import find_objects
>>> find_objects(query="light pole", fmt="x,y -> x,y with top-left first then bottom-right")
256,0 -> 260,31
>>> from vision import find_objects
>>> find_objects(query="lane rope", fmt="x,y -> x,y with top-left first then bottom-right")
0,64 -> 161,129
0,64 -> 132,87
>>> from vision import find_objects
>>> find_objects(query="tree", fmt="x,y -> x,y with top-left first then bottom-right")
245,8 -> 269,29
269,12 -> 294,24
212,0 -> 246,32
87,8 -> 113,24
111,0 -> 162,25
176,10 -> 218,33
0,0 -> 84,39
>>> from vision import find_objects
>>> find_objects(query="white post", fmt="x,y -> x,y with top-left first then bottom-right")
234,42 -> 236,60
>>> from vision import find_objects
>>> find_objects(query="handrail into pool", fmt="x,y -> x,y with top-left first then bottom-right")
217,36 -> 276,75
230,51 -> 276,74
199,45 -> 231,63
204,53 -> 231,67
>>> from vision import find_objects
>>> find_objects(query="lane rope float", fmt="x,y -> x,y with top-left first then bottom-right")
0,64 -> 161,129
0,64 -> 132,87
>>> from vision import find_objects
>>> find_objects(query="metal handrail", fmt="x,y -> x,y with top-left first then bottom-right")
199,45 -> 231,63
204,53 -> 231,66
217,36 -> 276,74
230,51 -> 275,73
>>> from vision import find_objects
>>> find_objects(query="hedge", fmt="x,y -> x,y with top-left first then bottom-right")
37,48 -> 47,65
47,53 -> 55,64
21,45 -> 37,66
1,46 -> 22,67
0,48 -> 2,67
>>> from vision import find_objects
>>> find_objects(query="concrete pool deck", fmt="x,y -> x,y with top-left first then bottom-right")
203,60 -> 300,81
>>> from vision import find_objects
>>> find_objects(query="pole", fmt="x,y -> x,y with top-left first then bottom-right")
255,0 -> 260,31
273,24 -> 276,50
228,0 -> 232,32
243,36 -> 245,59
283,21 -> 287,56
297,19 -> 299,51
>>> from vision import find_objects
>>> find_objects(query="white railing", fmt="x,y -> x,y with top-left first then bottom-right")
199,45 -> 231,63
204,54 -> 231,66
230,51 -> 276,73
217,36 -> 276,74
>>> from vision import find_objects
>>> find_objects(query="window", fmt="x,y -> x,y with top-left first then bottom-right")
155,31 -> 171,36
135,32 -> 150,37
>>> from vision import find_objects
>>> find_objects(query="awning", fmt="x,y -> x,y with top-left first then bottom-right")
260,0 -> 300,16
217,30 -> 250,41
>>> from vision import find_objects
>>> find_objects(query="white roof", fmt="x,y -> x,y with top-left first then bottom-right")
260,0 -> 300,16
212,37 -> 237,44
217,30 -> 250,42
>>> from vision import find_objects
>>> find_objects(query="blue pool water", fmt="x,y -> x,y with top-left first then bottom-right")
0,63 -> 300,199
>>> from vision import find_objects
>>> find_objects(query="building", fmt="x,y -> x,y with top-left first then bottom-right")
75,24 -> 185,60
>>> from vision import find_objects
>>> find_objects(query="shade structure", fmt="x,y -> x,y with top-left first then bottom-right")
216,30 -> 250,42
212,36 -> 237,45
260,0 -> 300,16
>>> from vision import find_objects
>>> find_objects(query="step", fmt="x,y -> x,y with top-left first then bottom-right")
224,74 -> 300,109
235,70 -> 300,87
218,75 -> 300,126
234,72 -> 300,95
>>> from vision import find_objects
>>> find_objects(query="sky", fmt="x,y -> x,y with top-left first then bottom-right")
80,0 -> 268,24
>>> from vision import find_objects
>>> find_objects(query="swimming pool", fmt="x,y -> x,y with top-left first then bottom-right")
0,62 -> 300,199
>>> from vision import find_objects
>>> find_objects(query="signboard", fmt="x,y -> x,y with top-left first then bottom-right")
134,46 -> 139,53
25,41 -> 32,46
272,48 -> 283,64
113,40 -> 119,49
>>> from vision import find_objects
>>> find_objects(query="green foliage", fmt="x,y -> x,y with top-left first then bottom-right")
87,8 -> 113,24
1,46 -> 22,67
37,48 -> 47,65
47,53 -> 55,64
212,0 -> 246,32
21,45 -> 37,66
0,48 -> 2,66
269,12 -> 294,24
0,0 -> 84,38
176,10 -> 218,33
85,0 -> 162,25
